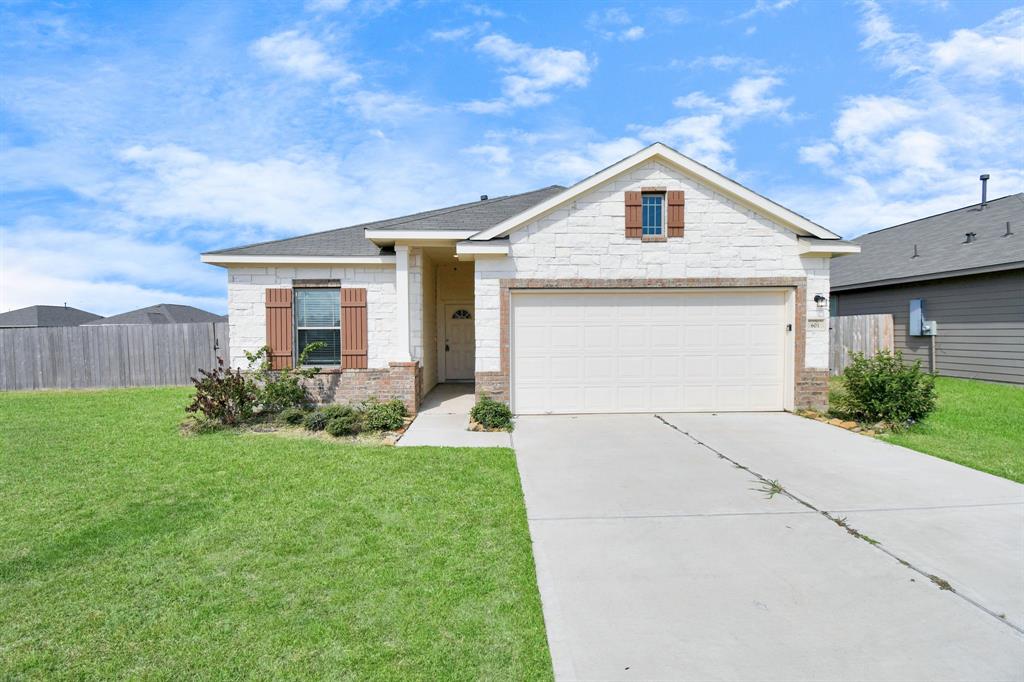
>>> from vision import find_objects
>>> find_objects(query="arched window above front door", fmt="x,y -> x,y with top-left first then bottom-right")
451,309 -> 472,319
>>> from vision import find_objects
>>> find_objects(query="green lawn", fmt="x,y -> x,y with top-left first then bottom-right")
865,377 -> 1024,483
0,387 -> 552,680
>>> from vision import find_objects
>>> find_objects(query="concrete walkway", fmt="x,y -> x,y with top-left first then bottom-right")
514,413 -> 1024,681
397,383 -> 512,448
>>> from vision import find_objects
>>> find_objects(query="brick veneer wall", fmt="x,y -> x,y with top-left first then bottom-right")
476,277 -> 829,412
305,361 -> 422,415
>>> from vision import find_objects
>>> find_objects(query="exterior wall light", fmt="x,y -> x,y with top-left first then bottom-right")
814,294 -> 827,308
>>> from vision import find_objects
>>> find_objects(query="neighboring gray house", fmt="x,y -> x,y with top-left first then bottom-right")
831,193 -> 1024,385
83,304 -> 225,326
0,305 -> 103,328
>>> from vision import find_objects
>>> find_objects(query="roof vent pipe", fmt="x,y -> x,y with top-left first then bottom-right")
912,244 -> 919,258
1005,221 -> 1014,237
980,174 -> 989,207
964,232 -> 977,243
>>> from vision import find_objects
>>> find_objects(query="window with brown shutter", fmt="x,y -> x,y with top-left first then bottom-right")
265,288 -> 293,370
667,190 -> 685,237
340,288 -> 368,369
625,191 -> 642,238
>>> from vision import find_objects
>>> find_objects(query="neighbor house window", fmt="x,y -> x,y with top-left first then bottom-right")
294,288 -> 340,365
642,193 -> 664,237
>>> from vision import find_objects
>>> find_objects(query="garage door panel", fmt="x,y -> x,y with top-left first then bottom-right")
513,291 -> 787,414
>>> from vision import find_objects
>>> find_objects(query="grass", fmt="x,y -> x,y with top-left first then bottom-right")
0,387 -> 552,680
832,376 -> 1024,483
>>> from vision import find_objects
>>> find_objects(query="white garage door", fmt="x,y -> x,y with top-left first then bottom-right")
512,290 -> 788,414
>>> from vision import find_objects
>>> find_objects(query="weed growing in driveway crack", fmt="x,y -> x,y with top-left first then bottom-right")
929,575 -> 953,591
752,478 -> 784,499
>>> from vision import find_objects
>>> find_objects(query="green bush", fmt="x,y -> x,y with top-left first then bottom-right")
470,396 -> 514,431
278,407 -> 307,425
186,357 -> 258,425
326,412 -> 362,437
319,404 -> 360,422
839,350 -> 937,428
303,410 -> 329,432
362,398 -> 407,432
243,342 -> 325,413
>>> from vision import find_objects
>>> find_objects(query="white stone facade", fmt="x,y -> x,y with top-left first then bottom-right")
474,159 -> 831,372
226,265 -> 397,369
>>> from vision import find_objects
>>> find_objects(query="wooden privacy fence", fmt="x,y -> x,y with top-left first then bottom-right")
0,322 -> 228,391
829,314 -> 894,376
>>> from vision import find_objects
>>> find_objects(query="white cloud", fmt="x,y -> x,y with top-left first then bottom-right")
929,7 -> 1024,80
250,30 -> 359,85
631,75 -> 793,169
114,144 -> 361,233
464,3 -> 504,18
345,91 -> 434,123
431,26 -> 474,41
739,0 -> 797,20
586,8 -> 646,41
791,3 -> 1024,234
463,144 -> 511,166
470,34 -> 593,109
530,137 -> 645,180
305,0 -> 350,11
0,223 -> 225,315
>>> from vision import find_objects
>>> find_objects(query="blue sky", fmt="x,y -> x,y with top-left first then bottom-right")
2,0 -> 1021,315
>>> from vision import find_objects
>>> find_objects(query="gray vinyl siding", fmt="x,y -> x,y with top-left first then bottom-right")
831,269 -> 1024,385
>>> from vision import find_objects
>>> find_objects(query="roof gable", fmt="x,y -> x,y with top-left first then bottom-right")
470,142 -> 840,241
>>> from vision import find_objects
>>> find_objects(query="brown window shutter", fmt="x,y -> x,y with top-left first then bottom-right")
341,288 -> 368,369
265,288 -> 293,370
667,190 -> 685,237
625,191 -> 642,238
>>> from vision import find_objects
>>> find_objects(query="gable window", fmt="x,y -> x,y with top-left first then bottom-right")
642,193 -> 664,237
294,288 -> 340,365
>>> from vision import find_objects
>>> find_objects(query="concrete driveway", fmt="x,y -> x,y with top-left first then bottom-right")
513,413 -> 1024,681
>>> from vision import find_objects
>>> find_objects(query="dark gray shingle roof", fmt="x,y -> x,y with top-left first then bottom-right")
84,304 -> 224,325
0,305 -> 103,328
205,186 -> 566,257
831,193 -> 1024,290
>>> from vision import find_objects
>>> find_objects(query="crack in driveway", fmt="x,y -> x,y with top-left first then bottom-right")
653,413 -> 1024,636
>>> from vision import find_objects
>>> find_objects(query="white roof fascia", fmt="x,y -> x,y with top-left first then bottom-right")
201,254 -> 396,267
455,240 -> 510,259
797,239 -> 861,256
471,142 -> 840,241
364,229 -> 472,245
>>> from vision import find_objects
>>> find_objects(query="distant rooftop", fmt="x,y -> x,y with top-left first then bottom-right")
84,304 -> 225,325
0,305 -> 103,328
831,193 -> 1024,290
204,186 -> 566,258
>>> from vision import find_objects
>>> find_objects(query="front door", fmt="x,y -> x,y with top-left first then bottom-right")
444,304 -> 475,381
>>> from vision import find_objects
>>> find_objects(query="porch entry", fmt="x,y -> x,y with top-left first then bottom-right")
444,303 -> 475,381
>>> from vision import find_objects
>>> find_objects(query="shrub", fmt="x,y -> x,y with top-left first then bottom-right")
303,410 -> 329,432
470,396 -> 514,431
839,350 -> 937,427
326,412 -> 362,437
362,398 -> 407,431
243,342 -> 325,413
278,407 -> 307,425
186,357 -> 257,425
320,404 -> 360,422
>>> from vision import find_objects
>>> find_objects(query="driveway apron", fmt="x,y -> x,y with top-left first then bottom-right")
513,413 -> 1024,682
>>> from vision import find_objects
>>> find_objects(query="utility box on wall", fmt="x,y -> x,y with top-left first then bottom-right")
909,299 -> 924,336
910,299 -> 938,336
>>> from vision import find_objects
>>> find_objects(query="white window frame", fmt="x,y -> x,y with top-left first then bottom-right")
293,287 -> 342,367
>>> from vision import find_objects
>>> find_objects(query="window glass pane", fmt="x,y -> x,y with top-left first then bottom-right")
642,194 -> 663,235
295,289 -> 340,327
298,329 -> 341,364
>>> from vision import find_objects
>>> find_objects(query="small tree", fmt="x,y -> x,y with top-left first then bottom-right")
244,342 -> 326,413
186,356 -> 258,425
839,350 -> 936,428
